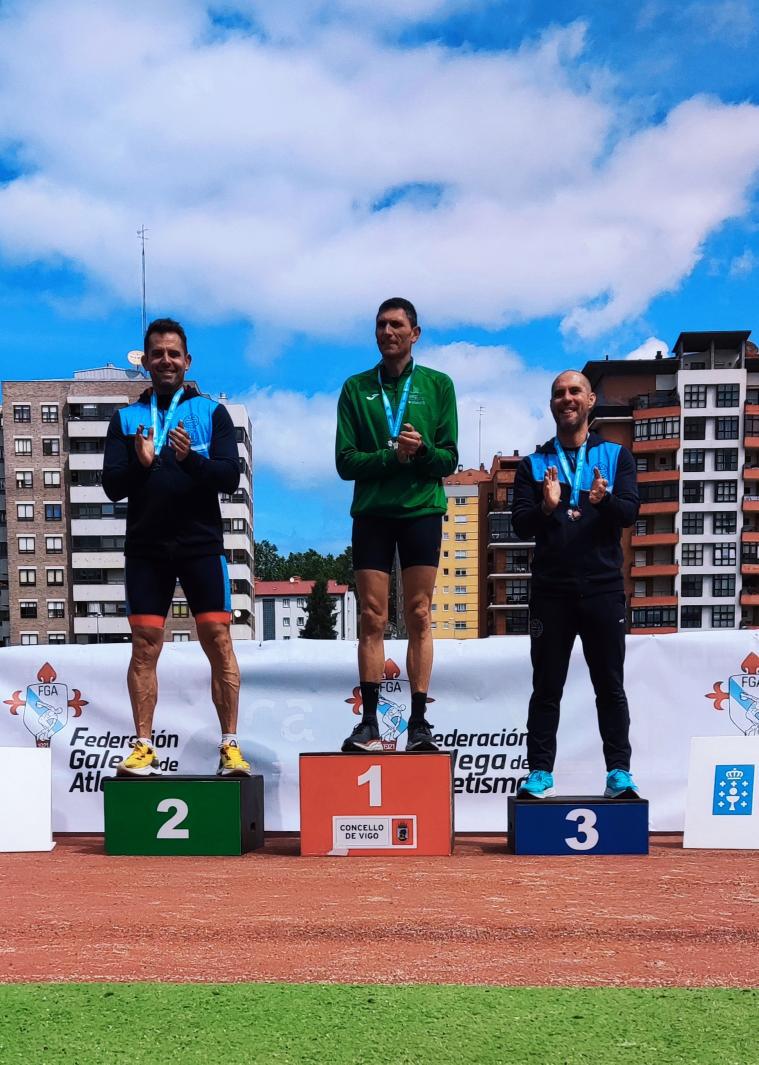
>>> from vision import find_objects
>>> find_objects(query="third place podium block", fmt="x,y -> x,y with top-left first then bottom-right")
507,794 -> 649,855
299,752 -> 454,856
103,775 -> 265,856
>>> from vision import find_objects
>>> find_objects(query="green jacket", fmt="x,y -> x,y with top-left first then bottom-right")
335,360 -> 459,518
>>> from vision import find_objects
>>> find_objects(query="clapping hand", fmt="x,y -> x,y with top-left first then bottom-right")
542,466 -> 561,513
135,425 -> 155,468
169,420 -> 191,462
589,466 -> 608,505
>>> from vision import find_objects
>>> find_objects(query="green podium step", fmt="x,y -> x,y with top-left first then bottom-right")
103,775 -> 264,856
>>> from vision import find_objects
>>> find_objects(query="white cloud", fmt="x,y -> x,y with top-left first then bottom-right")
238,341 -> 556,487
623,336 -> 669,360
729,249 -> 756,278
0,2 -> 758,340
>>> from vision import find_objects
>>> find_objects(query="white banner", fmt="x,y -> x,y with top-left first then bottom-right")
1,632 -> 757,833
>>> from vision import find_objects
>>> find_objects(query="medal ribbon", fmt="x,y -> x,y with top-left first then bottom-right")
150,387 -> 184,454
378,365 -> 414,443
553,437 -> 588,509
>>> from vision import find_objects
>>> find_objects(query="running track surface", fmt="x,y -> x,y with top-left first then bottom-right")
1,835 -> 757,986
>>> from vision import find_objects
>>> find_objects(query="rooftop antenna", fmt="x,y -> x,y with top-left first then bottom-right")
137,225 -> 148,337
477,405 -> 485,467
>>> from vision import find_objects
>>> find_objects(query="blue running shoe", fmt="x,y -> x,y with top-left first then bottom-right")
604,769 -> 639,798
517,769 -> 555,798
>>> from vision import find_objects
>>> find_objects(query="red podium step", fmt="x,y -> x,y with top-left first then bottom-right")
299,752 -> 454,856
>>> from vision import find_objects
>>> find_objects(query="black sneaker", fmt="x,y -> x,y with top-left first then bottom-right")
405,719 -> 438,752
341,720 -> 383,752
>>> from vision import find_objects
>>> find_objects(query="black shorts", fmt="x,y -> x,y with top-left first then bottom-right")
125,554 -> 232,628
352,514 -> 442,573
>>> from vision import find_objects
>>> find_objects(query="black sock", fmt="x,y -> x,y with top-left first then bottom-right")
410,691 -> 427,724
360,682 -> 380,723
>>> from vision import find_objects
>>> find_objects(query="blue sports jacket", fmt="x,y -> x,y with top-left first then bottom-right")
102,385 -> 240,559
511,431 -> 639,597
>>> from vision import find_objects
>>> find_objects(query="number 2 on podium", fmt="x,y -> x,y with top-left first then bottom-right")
357,764 -> 382,807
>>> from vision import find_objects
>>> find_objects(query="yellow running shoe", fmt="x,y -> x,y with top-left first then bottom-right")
217,741 -> 252,777
116,740 -> 161,777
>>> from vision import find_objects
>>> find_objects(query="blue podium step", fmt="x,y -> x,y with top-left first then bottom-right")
507,794 -> 649,855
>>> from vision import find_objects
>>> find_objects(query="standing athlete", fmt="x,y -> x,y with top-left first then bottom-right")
512,370 -> 640,798
102,318 -> 251,778
336,297 -> 458,753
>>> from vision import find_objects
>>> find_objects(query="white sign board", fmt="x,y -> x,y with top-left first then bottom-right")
683,736 -> 759,849
0,747 -> 55,851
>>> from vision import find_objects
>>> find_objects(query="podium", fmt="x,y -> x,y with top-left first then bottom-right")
299,752 -> 454,856
0,747 -> 55,852
103,775 -> 264,856
507,794 -> 649,855
683,736 -> 759,849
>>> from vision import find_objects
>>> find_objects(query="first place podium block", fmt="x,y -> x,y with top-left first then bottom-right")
508,794 -> 649,855
300,752 -> 454,856
103,775 -> 264,856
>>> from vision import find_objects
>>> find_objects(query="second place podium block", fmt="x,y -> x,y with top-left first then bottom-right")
300,752 -> 454,856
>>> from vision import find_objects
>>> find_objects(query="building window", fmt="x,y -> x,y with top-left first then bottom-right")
711,606 -> 735,629
454,532 -> 467,541
681,576 -> 703,597
633,416 -> 679,441
171,602 -> 189,618
509,579 -> 529,603
683,418 -> 706,440
173,632 -> 190,642
454,516 -> 468,523
682,481 -> 704,504
631,608 -> 676,628
634,520 -> 647,536
683,449 -> 705,472
15,470 -> 33,489
713,543 -> 736,567
682,512 -> 704,535
297,617 -> 304,627
454,621 -> 467,630
45,536 -> 63,553
42,438 -> 60,456
13,405 -> 32,422
635,457 -> 649,472
297,598 -> 307,608
18,536 -> 35,554
455,568 -> 467,576
684,384 -> 706,408
16,503 -> 34,522
712,575 -> 735,597
47,569 -> 64,586
14,438 -> 32,456
454,603 -> 467,613
19,601 -> 37,619
714,480 -> 737,503
716,384 -> 739,408
282,598 -> 290,607
455,496 -> 467,505
746,415 -> 759,436
47,601 -> 65,619
714,448 -> 738,472
455,550 -> 467,559
44,503 -> 63,522
454,584 -> 467,594
283,617 -> 290,626
19,568 -> 36,586
48,633 -> 66,644
682,544 -> 703,567
20,633 -> 39,646
713,512 -> 737,535
43,470 -> 62,487
680,606 -> 702,629
41,404 -> 59,423
442,532 -> 449,540
715,416 -> 739,440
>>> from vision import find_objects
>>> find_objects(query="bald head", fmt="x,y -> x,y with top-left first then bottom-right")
550,369 -> 596,443
550,370 -> 593,397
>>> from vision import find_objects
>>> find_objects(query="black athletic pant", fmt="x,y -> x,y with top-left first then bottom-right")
527,590 -> 631,773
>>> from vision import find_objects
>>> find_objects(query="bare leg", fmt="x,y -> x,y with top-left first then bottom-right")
196,620 -> 240,733
402,565 -> 437,693
356,569 -> 390,681
126,624 -> 165,738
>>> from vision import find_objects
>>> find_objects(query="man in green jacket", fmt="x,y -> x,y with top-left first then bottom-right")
336,297 -> 458,752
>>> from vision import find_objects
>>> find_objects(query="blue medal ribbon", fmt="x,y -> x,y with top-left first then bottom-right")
378,364 -> 415,447
150,387 -> 185,454
553,437 -> 588,510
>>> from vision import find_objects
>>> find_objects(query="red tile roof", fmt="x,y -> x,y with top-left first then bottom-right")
254,579 -> 350,595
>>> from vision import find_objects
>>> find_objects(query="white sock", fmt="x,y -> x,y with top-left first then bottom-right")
221,733 -> 238,747
137,736 -> 153,748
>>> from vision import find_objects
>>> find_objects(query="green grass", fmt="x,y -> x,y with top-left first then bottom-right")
0,984 -> 755,1064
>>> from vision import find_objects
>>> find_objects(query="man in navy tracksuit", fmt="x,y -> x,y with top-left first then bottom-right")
512,370 -> 639,799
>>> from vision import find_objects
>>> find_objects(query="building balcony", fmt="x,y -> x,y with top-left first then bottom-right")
72,584 -> 126,601
639,501 -> 679,516
744,466 -> 759,482
67,420 -> 110,437
630,532 -> 679,547
488,603 -> 530,610
636,469 -> 679,484
71,551 -> 124,569
630,626 -> 678,635
630,563 -> 678,578
743,497 -> 759,513
487,539 -> 533,549
742,531 -> 759,542
745,403 -> 759,416
630,595 -> 678,608
632,438 -> 680,454
73,616 -> 130,636
745,436 -> 759,449
741,564 -> 759,576
740,592 -> 759,606
68,453 -> 105,471
70,518 -> 126,537
69,486 -> 109,504
488,570 -> 531,579
632,391 -> 680,411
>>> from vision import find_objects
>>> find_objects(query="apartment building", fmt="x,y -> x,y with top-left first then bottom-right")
0,366 -> 254,646
254,578 -> 357,639
585,329 -> 757,633
482,452 -> 535,636
432,469 -> 488,638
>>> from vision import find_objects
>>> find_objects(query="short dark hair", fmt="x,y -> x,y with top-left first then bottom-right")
376,297 -> 418,329
144,317 -> 188,356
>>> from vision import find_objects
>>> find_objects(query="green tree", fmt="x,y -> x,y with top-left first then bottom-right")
254,540 -> 286,581
300,578 -> 338,639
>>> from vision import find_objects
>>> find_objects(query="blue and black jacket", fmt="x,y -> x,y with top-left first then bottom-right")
512,431 -> 638,597
102,385 -> 240,560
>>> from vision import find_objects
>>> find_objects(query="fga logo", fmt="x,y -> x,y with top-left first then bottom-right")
712,765 -> 754,816
4,662 -> 88,748
706,651 -> 759,736
345,658 -> 435,751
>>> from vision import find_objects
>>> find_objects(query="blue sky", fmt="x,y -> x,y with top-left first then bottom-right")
1,0 -> 758,554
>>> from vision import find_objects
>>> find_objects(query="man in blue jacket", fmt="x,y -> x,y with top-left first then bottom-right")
512,370 -> 639,799
102,318 -> 251,778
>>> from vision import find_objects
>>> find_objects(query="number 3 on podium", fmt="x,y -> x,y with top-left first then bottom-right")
564,808 -> 599,851
357,764 -> 382,807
